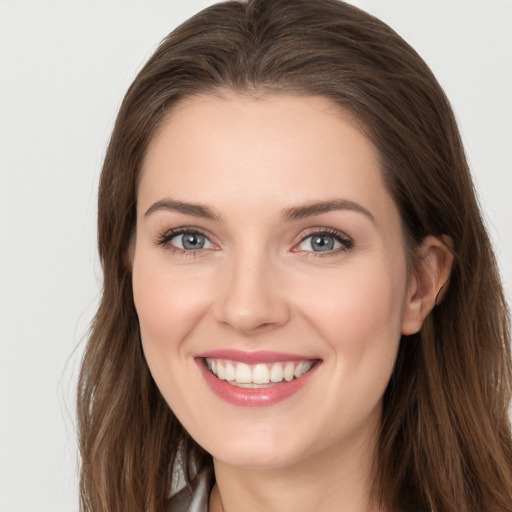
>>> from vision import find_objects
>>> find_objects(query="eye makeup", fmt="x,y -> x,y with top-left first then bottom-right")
154,224 -> 354,259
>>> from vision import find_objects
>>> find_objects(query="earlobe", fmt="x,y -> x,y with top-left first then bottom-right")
401,235 -> 454,335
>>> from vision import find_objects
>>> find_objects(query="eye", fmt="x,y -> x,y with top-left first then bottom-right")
156,229 -> 216,252
170,231 -> 213,250
295,230 -> 353,254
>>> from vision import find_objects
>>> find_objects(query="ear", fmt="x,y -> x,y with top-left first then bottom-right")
401,235 -> 454,335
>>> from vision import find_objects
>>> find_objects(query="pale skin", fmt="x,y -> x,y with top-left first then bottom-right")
132,92 -> 453,512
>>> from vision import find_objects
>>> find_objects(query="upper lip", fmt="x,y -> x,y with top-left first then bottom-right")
194,349 -> 319,364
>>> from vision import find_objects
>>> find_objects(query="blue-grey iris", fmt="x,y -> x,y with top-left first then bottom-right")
311,235 -> 335,251
182,233 -> 206,250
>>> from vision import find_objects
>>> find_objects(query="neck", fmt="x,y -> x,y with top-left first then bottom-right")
209,424 -> 381,512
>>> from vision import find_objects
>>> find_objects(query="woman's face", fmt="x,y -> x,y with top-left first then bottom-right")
133,92 -> 418,469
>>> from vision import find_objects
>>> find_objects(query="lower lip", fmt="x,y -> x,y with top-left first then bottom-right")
196,359 -> 320,407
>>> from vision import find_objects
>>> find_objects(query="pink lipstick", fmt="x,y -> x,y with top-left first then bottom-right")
195,350 -> 320,407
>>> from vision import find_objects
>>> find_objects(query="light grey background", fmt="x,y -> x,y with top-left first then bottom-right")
1,1 -> 510,510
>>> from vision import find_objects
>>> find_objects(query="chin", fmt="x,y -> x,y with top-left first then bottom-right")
193,421 -> 317,470
210,444 -> 305,470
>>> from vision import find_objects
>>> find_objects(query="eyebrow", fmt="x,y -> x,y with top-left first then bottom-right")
144,197 -> 375,224
281,199 -> 375,223
144,199 -> 222,221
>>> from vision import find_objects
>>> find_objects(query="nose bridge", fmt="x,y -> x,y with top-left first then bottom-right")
214,243 -> 290,334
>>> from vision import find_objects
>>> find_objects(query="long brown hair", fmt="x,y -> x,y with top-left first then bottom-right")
77,1 -> 512,510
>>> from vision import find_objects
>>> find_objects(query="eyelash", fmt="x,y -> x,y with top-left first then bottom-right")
154,228 -> 215,258
295,227 -> 354,257
154,227 -> 354,257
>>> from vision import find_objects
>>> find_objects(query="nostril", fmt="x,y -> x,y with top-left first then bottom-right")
213,273 -> 291,334
219,318 -> 276,334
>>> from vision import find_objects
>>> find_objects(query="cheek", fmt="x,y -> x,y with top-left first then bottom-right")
297,256 -> 408,394
131,253 -> 210,358
131,254 -> 212,420
305,266 -> 405,340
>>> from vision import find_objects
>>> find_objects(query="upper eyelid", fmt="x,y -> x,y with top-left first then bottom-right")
155,226 -> 353,249
159,226 -> 212,239
297,227 -> 352,242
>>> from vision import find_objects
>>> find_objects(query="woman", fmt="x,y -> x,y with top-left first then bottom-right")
77,0 -> 512,511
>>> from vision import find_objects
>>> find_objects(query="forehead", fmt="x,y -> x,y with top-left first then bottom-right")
138,92 -> 396,224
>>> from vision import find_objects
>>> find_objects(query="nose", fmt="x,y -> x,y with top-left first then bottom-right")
213,251 -> 291,336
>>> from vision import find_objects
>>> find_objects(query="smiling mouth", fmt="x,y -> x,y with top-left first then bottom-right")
204,358 -> 317,388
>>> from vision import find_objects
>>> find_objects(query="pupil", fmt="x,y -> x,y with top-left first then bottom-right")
183,233 -> 205,250
312,235 -> 334,251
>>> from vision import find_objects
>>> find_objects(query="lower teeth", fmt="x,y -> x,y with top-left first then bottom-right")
226,380 -> 278,388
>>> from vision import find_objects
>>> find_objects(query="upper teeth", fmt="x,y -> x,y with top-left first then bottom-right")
205,358 -> 314,386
